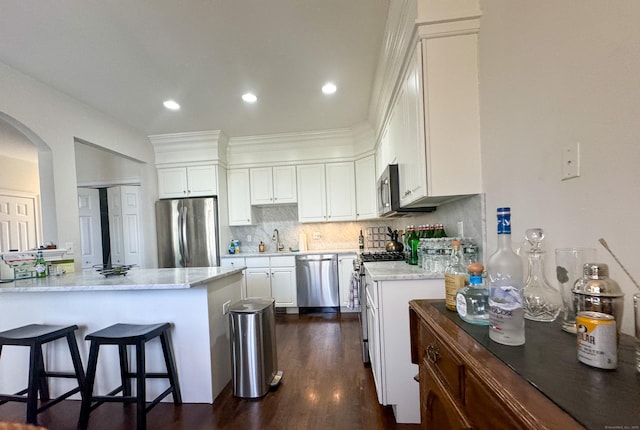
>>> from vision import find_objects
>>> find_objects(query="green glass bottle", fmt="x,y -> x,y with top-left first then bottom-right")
35,250 -> 47,278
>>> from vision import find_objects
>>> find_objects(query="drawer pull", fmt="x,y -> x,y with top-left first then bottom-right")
426,344 -> 440,363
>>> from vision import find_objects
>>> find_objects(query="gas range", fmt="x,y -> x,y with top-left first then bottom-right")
359,251 -> 405,262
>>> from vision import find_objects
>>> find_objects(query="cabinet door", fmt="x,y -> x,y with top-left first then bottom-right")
338,255 -> 356,310
366,284 -> 383,404
245,267 -> 271,298
272,166 -> 297,204
355,156 -> 377,220
250,167 -> 274,205
297,164 -> 327,222
186,165 -> 217,196
420,359 -> 473,430
325,162 -> 356,222
270,267 -> 296,307
158,167 -> 188,199
227,169 -> 253,226
399,46 -> 428,207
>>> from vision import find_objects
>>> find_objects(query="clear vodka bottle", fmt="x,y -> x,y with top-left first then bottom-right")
488,207 -> 525,346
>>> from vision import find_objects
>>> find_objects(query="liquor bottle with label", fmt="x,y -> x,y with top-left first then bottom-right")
358,230 -> 364,250
488,207 -> 525,346
35,250 -> 47,278
444,240 -> 467,311
456,263 -> 489,325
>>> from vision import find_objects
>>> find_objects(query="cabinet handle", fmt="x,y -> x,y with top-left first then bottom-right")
426,343 -> 440,364
403,189 -> 412,197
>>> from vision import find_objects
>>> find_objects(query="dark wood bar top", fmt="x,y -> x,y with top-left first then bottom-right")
409,299 -> 640,430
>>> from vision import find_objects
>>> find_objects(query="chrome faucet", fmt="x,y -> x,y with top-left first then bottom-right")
272,229 -> 284,251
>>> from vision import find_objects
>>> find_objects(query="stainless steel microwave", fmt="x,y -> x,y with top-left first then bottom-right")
377,164 -> 436,217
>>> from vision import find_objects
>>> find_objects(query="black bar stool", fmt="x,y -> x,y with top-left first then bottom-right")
0,324 -> 86,425
78,323 -> 182,430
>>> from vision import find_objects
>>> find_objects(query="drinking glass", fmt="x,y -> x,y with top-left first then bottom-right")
554,248 -> 596,333
634,293 -> 640,373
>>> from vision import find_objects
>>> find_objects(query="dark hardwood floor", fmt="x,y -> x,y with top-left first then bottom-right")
0,313 -> 419,430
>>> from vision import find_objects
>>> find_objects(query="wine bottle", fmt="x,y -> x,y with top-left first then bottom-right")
487,207 -> 525,346
358,230 -> 364,250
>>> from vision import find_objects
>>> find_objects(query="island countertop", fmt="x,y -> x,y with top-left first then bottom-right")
0,266 -> 245,292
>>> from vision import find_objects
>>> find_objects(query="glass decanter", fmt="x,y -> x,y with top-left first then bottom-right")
522,228 -> 562,322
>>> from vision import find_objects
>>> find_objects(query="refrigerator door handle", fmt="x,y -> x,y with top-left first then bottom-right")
180,205 -> 190,266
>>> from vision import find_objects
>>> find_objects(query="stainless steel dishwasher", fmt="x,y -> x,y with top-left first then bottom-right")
295,254 -> 339,313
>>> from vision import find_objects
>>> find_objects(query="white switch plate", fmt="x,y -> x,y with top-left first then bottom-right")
247,234 -> 252,243
312,232 -> 321,240
561,142 -> 580,181
64,242 -> 74,254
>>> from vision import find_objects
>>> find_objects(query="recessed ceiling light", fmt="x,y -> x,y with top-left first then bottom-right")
322,83 -> 337,94
163,100 -> 180,110
242,93 -> 258,103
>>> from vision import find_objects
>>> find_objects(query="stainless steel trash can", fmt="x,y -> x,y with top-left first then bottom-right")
229,298 -> 283,398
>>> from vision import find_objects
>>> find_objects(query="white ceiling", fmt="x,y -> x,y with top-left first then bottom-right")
0,0 -> 389,142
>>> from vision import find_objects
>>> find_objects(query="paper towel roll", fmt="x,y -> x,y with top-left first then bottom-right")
299,233 -> 308,252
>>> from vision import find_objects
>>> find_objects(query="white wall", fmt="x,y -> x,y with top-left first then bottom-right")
0,61 -> 158,268
479,0 -> 640,334
0,155 -> 39,194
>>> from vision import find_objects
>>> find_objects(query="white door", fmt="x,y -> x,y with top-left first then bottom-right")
108,186 -> 142,267
0,194 -> 38,252
77,188 -> 103,269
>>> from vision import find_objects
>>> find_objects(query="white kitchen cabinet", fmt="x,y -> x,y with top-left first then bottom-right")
364,268 -> 445,423
354,155 -> 377,220
243,256 -> 297,308
396,33 -> 482,208
250,166 -> 297,205
338,254 -> 357,312
220,257 -> 247,298
227,169 -> 254,226
296,164 -> 326,222
297,162 -> 356,223
157,164 -> 217,199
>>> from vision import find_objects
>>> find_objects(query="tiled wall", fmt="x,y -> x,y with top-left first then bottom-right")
228,194 -> 485,261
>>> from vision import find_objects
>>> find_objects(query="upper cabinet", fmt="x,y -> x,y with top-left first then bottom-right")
355,155 -> 377,220
157,164 -> 218,199
297,162 -> 356,223
250,166 -> 297,205
227,168 -> 254,226
384,13 -> 483,208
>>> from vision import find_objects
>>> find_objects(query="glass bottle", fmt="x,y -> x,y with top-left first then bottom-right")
425,224 -> 435,239
522,228 -> 562,322
488,207 -> 525,346
456,262 -> 489,325
35,250 -> 47,278
358,230 -> 364,250
409,227 -> 419,265
444,240 -> 467,311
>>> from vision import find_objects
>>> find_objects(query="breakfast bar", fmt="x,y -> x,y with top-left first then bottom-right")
0,267 -> 244,404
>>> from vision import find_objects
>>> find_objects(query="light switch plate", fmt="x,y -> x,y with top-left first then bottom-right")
561,142 -> 580,181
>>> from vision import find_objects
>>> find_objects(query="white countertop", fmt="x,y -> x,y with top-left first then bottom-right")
364,261 -> 444,281
0,266 -> 244,293
221,249 -> 358,258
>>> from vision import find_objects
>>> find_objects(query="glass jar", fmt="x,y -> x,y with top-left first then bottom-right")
522,228 -> 562,322
573,263 -> 624,334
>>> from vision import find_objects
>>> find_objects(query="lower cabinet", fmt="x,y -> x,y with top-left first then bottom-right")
338,254 -> 357,312
364,271 -> 445,424
244,256 -> 296,308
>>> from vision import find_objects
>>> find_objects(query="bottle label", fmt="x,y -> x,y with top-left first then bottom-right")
497,213 -> 511,235
489,285 -> 524,344
445,274 -> 466,311
456,292 -> 468,317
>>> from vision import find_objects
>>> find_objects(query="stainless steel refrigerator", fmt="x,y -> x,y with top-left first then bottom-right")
155,197 -> 220,268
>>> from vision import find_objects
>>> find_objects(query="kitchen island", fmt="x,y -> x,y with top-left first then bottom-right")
0,267 -> 244,404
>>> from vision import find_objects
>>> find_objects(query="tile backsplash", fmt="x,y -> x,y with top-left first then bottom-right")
228,194 -> 485,260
